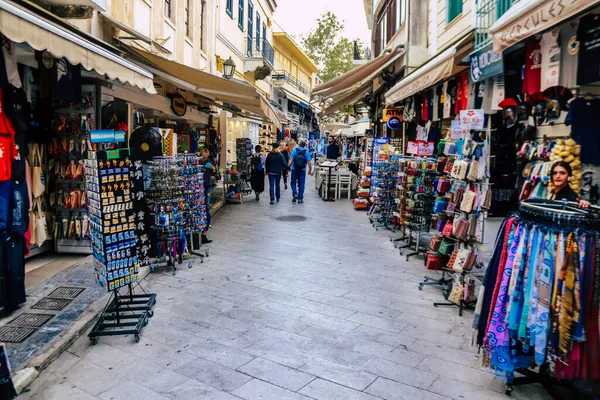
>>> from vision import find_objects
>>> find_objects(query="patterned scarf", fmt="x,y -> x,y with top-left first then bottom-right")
557,234 -> 581,361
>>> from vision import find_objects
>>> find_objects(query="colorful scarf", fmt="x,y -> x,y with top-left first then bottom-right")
557,234 -> 581,361
533,231 -> 556,365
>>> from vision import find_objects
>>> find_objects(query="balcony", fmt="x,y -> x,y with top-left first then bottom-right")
244,37 -> 274,80
475,0 -> 518,50
272,71 -> 310,96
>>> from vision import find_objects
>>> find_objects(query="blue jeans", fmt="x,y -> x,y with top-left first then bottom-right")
291,169 -> 306,200
268,173 -> 281,201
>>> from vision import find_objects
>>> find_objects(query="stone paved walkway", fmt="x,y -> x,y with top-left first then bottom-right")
21,176 -> 549,400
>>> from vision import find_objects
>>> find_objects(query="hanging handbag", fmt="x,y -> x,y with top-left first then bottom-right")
64,160 -> 75,180
447,279 -> 464,305
442,220 -> 454,237
452,248 -> 471,272
34,198 -> 47,246
460,190 -> 477,213
31,144 -> 45,198
447,249 -> 459,270
438,239 -> 455,256
429,235 -> 442,252
426,253 -> 445,270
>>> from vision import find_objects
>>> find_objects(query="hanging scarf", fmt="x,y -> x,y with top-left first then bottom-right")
518,227 -> 542,346
533,231 -> 556,365
507,225 -> 533,333
557,233 -> 581,361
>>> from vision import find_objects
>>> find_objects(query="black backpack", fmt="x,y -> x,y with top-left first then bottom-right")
293,149 -> 307,170
251,154 -> 263,171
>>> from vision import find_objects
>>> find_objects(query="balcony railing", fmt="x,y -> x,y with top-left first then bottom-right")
475,0 -> 518,50
272,70 -> 310,95
246,37 -> 275,67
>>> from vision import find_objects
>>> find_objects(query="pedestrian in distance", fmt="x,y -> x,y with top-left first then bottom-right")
280,142 -> 291,190
288,138 -> 312,204
265,142 -> 288,205
326,136 -> 340,160
250,145 -> 265,201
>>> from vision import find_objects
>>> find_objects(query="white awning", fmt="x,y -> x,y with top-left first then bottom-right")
0,0 -> 156,94
352,121 -> 370,136
385,46 -> 456,105
490,0 -> 600,53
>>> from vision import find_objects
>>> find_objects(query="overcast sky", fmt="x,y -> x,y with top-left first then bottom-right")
273,0 -> 371,46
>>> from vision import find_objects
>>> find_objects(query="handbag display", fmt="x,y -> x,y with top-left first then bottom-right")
438,239 -> 455,256
30,144 -> 45,198
33,198 -> 47,246
426,252 -> 446,271
429,235 -> 442,252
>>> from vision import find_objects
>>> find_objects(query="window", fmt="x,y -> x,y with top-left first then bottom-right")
226,0 -> 233,18
238,0 -> 244,31
256,14 -> 261,50
447,0 -> 463,23
200,0 -> 206,50
164,0 -> 173,20
380,12 -> 387,49
248,1 -> 254,42
263,22 -> 266,46
395,0 -> 406,29
184,0 -> 191,37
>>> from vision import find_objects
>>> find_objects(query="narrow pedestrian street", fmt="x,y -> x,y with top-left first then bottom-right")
21,177 -> 546,400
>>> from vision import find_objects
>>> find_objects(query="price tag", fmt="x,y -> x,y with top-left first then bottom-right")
459,109 -> 484,130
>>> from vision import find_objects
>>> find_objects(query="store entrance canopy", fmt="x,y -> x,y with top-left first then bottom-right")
0,0 -> 156,94
385,47 -> 456,105
312,47 -> 404,100
490,0 -> 600,53
130,47 -> 281,130
321,83 -> 371,117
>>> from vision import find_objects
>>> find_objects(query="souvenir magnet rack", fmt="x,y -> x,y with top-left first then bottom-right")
85,149 -> 155,343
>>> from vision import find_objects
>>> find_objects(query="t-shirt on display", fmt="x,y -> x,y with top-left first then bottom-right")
577,13 -> 600,85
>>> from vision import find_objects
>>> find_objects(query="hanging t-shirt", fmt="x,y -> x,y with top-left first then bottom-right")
443,81 -> 451,119
422,91 -> 429,121
540,29 -> 561,90
454,77 -> 463,115
577,13 -> 600,85
523,38 -> 542,94
427,88 -> 434,120
565,98 -> 600,165
432,87 -> 439,122
1,41 -> 21,89
460,73 -> 469,110
560,21 -> 579,89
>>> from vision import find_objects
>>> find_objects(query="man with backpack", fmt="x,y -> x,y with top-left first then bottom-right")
288,138 -> 312,204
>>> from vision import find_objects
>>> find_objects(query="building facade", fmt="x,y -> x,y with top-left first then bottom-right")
271,32 -> 319,137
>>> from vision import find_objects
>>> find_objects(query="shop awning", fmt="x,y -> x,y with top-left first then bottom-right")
336,128 -> 355,137
490,0 -> 600,53
352,120 -> 370,136
0,0 -> 156,94
313,47 -> 404,100
98,11 -> 172,54
129,47 -> 281,130
321,83 -> 371,117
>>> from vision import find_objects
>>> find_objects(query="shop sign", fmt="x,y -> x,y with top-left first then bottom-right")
382,108 -> 402,122
491,0 -> 599,53
386,116 -> 402,130
469,43 -> 503,84
459,109 -> 484,130
406,140 -> 435,156
170,94 -> 187,117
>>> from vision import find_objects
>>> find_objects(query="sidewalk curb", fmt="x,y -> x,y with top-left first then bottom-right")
14,265 -> 151,394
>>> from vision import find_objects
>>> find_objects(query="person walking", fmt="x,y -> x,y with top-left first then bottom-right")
326,136 -> 340,160
250,145 -> 265,201
265,142 -> 288,205
280,142 -> 290,190
288,138 -> 312,204
200,148 -> 214,244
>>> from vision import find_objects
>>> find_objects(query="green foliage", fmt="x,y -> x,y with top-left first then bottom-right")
302,11 -> 359,83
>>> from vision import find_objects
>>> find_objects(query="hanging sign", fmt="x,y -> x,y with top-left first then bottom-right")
406,141 -> 435,156
469,43 -> 503,84
382,108 -> 402,122
386,116 -> 402,130
450,120 -> 469,140
459,109 -> 484,130
170,93 -> 187,117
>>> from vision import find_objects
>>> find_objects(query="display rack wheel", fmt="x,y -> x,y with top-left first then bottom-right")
205,250 -> 209,257
406,255 -> 410,262
90,337 -> 98,345
188,261 -> 194,269
504,385 -> 513,396
376,228 -> 379,231
143,318 -> 149,327
135,334 -> 141,343
148,310 -> 154,318
418,284 -> 424,291
172,270 -> 176,276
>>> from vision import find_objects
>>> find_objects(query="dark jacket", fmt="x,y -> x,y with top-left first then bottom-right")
327,143 -> 340,160
552,185 -> 579,202
281,149 -> 290,166
265,151 -> 287,175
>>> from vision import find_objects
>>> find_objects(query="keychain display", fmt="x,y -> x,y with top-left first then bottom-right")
85,149 -> 140,291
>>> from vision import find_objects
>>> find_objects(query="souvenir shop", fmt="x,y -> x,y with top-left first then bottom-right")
0,2 -> 222,316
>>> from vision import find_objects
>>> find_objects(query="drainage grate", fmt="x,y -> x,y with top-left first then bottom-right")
275,215 -> 308,222
0,326 -> 36,343
47,286 -> 85,300
9,313 -> 53,328
31,297 -> 73,311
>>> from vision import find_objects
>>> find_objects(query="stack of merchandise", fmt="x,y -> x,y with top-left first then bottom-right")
397,158 -> 438,231
259,124 -> 276,151
356,138 -> 374,205
85,149 -> 140,291
235,138 -> 252,176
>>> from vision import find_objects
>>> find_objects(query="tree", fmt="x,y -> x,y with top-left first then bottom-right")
302,11 -> 358,83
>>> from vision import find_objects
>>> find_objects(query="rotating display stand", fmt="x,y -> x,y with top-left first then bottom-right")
85,149 -> 156,343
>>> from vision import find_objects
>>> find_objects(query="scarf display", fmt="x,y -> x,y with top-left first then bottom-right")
473,210 -> 600,393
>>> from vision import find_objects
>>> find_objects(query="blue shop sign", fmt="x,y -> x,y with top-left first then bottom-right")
386,116 -> 401,130
469,43 -> 503,84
